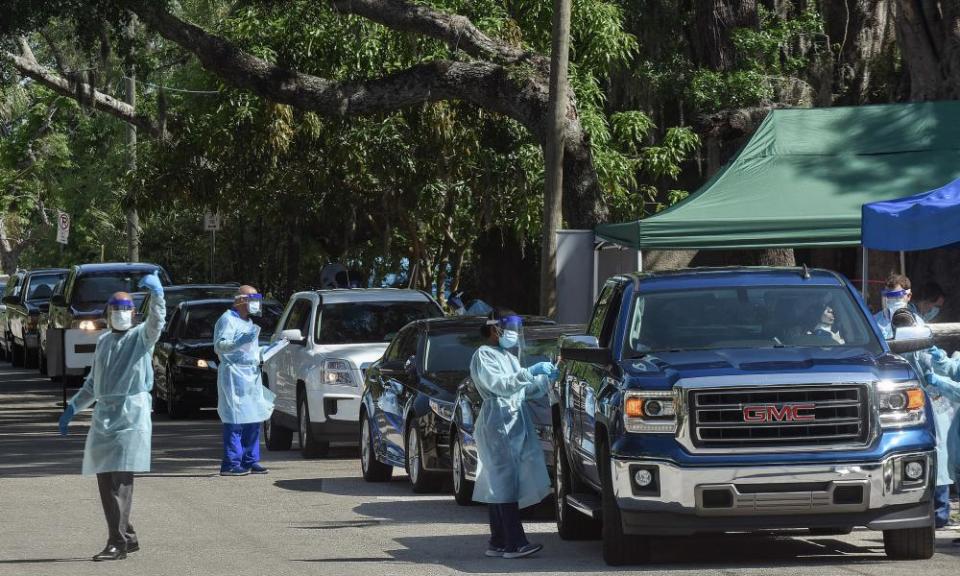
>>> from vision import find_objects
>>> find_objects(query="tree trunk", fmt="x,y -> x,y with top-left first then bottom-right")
691,0 -> 760,71
758,248 -> 796,266
894,0 -> 960,99
823,1 -> 898,104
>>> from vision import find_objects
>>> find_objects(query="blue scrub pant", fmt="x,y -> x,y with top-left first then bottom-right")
488,503 -> 528,552
222,423 -> 261,471
935,485 -> 951,528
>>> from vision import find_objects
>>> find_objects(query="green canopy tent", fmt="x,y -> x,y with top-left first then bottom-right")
595,101 -> 960,251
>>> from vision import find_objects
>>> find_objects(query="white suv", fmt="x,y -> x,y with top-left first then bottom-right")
262,289 -> 443,458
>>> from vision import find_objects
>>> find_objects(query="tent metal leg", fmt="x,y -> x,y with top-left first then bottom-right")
637,250 -> 643,272
899,251 -> 906,276
861,247 -> 869,302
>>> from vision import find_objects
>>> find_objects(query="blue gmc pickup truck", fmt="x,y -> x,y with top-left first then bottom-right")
554,267 -> 937,565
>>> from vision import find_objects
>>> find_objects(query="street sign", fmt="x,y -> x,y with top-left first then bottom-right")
204,211 -> 221,232
56,211 -> 70,245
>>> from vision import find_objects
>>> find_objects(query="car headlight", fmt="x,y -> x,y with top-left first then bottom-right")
624,390 -> 678,433
429,398 -> 455,422
76,320 -> 101,331
878,380 -> 926,429
322,359 -> 356,386
177,356 -> 217,370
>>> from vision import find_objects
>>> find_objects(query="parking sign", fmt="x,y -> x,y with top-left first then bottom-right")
56,211 -> 70,244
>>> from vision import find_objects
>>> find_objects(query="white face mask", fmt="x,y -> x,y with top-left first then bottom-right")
111,310 -> 133,331
247,299 -> 262,316
922,306 -> 940,322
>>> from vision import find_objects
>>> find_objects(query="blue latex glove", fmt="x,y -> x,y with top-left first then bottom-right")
235,330 -> 258,346
926,370 -> 951,390
930,347 -> 947,363
58,405 -> 76,436
137,271 -> 163,294
529,361 -> 557,377
546,365 -> 560,381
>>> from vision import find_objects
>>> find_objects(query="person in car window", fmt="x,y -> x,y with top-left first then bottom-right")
213,285 -> 276,476
808,303 -> 844,344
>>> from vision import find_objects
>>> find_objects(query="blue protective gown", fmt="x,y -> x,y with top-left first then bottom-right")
921,348 -> 960,486
469,345 -> 552,509
67,291 -> 165,475
213,309 -> 276,425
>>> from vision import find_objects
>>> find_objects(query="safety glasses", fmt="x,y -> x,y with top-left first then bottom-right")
882,288 -> 910,299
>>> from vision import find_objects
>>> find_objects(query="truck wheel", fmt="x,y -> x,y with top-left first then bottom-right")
406,425 -> 441,493
452,430 -> 476,506
360,412 -> 392,482
555,437 -> 600,540
298,395 -> 329,459
601,443 -> 648,566
883,525 -> 934,560
264,413 -> 293,451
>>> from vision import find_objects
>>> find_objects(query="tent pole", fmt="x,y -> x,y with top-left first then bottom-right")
899,251 -> 906,276
861,247 -> 869,302
637,249 -> 643,272
593,240 -> 601,304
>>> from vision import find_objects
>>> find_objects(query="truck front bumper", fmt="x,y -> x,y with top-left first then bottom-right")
612,451 -> 935,535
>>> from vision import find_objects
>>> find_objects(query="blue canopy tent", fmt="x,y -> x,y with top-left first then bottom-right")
862,177 -> 960,251
861,177 -> 960,301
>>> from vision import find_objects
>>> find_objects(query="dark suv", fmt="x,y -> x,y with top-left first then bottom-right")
3,268 -> 67,369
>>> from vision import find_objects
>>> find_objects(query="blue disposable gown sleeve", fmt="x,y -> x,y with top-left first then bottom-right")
135,289 -> 166,349
927,372 -> 960,404
470,347 -> 536,398
930,346 -> 960,381
214,313 -> 255,355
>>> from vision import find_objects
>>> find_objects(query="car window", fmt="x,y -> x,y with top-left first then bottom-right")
316,301 -> 440,345
588,283 -> 616,339
390,326 -> 419,362
624,285 -> 882,356
423,331 -> 486,373
26,274 -> 64,301
182,305 -> 230,340
71,271 -> 160,306
283,299 -> 313,337
7,275 -> 21,298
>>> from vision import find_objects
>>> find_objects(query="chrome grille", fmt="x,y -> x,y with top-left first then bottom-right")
689,385 -> 869,448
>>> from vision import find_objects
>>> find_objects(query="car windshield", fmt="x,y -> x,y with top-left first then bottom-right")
317,301 -> 439,344
72,271 -> 161,306
423,332 -> 487,373
180,303 -> 282,341
624,285 -> 882,356
26,274 -> 63,301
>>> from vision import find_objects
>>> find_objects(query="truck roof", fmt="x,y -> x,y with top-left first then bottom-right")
75,262 -> 164,273
309,288 -> 436,304
24,268 -> 68,276
626,266 -> 847,292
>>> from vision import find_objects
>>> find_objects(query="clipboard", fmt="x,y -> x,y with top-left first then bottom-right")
261,339 -> 289,363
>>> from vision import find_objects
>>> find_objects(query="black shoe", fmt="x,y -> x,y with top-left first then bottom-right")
92,544 -> 127,561
126,542 -> 140,553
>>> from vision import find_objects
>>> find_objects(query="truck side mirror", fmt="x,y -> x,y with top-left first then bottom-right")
560,335 -> 612,365
50,294 -> 67,307
888,326 -> 934,354
281,328 -> 305,343
1,295 -> 16,305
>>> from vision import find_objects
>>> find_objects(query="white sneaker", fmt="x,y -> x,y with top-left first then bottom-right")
503,544 -> 542,559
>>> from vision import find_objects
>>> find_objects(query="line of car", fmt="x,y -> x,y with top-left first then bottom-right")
1,261 -> 579,510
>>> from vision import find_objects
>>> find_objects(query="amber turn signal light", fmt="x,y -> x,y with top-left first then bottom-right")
625,396 -> 644,418
906,389 -> 925,410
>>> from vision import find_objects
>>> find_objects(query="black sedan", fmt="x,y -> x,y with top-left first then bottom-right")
151,298 -> 281,418
137,283 -> 241,322
359,316 -> 554,492
450,323 -> 584,505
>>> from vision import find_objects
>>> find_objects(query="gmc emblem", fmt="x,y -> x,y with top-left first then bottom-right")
742,403 -> 816,423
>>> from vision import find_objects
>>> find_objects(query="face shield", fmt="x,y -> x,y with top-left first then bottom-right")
107,297 -> 135,331
238,293 -> 263,316
494,315 -> 525,361
881,288 -> 910,321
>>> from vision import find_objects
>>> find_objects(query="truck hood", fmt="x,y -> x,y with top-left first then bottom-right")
314,342 -> 389,370
622,347 -> 912,390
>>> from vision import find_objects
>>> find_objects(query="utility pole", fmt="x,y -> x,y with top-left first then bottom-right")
125,18 -> 139,263
540,0 -> 572,318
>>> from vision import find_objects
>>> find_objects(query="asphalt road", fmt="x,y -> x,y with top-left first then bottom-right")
0,363 -> 958,576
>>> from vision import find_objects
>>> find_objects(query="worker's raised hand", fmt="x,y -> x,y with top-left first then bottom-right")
58,405 -> 76,436
138,271 -> 163,295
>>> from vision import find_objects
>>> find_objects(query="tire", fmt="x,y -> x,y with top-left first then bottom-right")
555,436 -> 601,540
360,412 -> 393,482
264,413 -> 293,451
451,429 -> 476,505
298,394 -> 329,459
601,442 -> 648,566
883,525 -> 935,560
10,342 -> 23,367
405,424 -> 441,493
166,371 -> 192,420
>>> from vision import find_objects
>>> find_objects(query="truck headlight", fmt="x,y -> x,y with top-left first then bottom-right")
322,359 -> 356,386
75,320 -> 101,331
878,380 -> 926,429
177,356 -> 217,370
429,398 -> 455,421
624,390 -> 677,433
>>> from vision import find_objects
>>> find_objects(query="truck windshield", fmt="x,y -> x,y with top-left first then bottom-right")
72,271 -> 161,306
625,286 -> 881,355
317,301 -> 440,344
26,274 -> 63,301
424,332 -> 486,373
